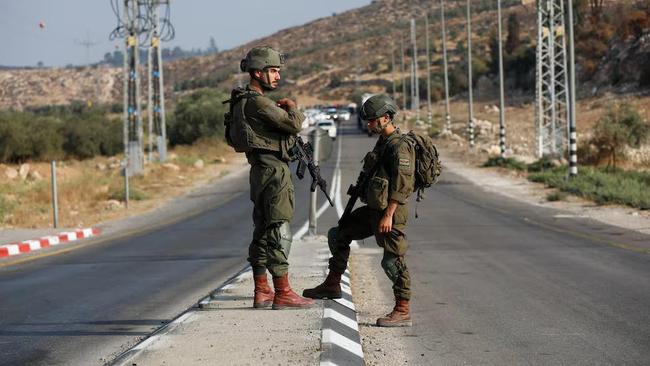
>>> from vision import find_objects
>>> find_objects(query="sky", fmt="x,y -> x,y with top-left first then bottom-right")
0,0 -> 370,67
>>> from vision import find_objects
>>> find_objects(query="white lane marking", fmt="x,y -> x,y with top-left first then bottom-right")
341,283 -> 352,294
333,297 -> 356,312
322,329 -> 364,358
324,307 -> 359,331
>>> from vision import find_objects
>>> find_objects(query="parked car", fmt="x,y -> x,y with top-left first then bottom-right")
317,119 -> 337,140
337,109 -> 351,121
325,107 -> 339,121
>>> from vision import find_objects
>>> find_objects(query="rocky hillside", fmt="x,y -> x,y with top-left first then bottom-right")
1,0 -> 648,110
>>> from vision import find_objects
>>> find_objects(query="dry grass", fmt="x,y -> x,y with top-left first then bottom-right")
0,138 -> 239,229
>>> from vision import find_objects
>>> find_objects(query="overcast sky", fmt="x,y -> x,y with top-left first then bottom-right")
0,0 -> 370,67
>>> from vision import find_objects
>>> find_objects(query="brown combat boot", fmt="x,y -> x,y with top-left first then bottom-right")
302,271 -> 343,299
376,298 -> 412,327
253,274 -> 275,309
271,274 -> 315,310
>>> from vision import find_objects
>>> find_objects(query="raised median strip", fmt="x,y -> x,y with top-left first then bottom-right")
316,247 -> 365,366
0,228 -> 101,258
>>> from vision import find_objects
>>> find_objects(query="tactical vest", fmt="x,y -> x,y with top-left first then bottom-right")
223,88 -> 291,157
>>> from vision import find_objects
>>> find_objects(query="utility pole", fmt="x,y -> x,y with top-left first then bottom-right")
391,46 -> 397,101
466,0 -> 475,147
75,31 -> 99,65
400,38 -> 407,114
567,0 -> 578,177
410,18 -> 420,123
535,0 -> 569,158
147,0 -> 169,162
497,0 -> 507,158
123,0 -> 144,175
441,0 -> 451,133
424,13 -> 433,127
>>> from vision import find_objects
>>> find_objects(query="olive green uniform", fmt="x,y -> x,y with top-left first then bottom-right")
233,87 -> 304,277
329,128 -> 415,299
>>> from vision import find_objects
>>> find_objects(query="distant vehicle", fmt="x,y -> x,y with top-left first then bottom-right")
303,108 -> 327,127
337,109 -> 351,121
325,107 -> 339,121
317,120 -> 337,140
358,93 -> 375,136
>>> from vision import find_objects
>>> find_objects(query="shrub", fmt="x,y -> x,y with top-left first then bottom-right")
590,103 -> 650,169
483,156 -> 527,171
547,191 -> 567,202
529,166 -> 650,210
167,89 -> 228,146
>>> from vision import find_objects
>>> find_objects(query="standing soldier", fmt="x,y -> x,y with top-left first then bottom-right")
225,46 -> 314,310
303,94 -> 415,326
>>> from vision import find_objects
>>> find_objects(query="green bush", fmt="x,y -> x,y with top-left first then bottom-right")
0,107 -> 121,163
529,166 -> 650,210
590,103 -> 650,168
483,156 -> 527,171
546,191 -> 567,202
167,89 -> 228,146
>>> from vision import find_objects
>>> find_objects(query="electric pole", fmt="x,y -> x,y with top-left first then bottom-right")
75,31 -> 99,65
123,0 -> 144,175
441,0 -> 451,133
535,0 -> 569,158
425,13 -> 432,127
146,0 -> 170,163
497,0 -> 507,158
410,18 -> 420,123
567,0 -> 578,177
400,38 -> 407,114
466,0 -> 475,147
391,46 -> 397,101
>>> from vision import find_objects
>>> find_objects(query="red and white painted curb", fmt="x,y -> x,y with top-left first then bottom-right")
0,228 -> 101,258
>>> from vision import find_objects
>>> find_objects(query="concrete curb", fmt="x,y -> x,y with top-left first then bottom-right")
320,270 -> 365,366
0,228 -> 101,258
107,264 -> 252,366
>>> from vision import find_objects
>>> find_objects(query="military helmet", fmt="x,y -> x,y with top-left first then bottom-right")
240,46 -> 285,72
360,94 -> 399,120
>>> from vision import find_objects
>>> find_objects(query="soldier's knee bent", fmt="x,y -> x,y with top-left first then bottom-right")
381,255 -> 401,282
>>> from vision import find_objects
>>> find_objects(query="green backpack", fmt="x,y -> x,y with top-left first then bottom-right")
399,131 -> 443,206
223,87 -> 260,153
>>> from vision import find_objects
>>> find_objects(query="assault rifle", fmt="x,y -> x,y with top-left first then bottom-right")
292,136 -> 334,207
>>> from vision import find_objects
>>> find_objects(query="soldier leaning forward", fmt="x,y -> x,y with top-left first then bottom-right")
303,94 -> 415,327
224,47 -> 314,310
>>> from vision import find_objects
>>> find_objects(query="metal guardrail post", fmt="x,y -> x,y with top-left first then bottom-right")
308,128 -> 321,236
51,161 -> 59,228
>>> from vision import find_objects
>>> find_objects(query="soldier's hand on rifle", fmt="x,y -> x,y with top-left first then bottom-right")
276,98 -> 296,111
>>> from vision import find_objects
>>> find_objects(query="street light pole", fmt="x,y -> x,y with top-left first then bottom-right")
441,0 -> 451,133
497,0 -> 507,158
466,0 -> 475,147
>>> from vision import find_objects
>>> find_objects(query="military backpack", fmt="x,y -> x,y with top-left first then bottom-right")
399,131 -> 442,205
223,87 -> 260,153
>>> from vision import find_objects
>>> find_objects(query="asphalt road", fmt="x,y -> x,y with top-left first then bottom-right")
2,116 -> 649,365
0,126 -> 341,366
314,120 -> 650,365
